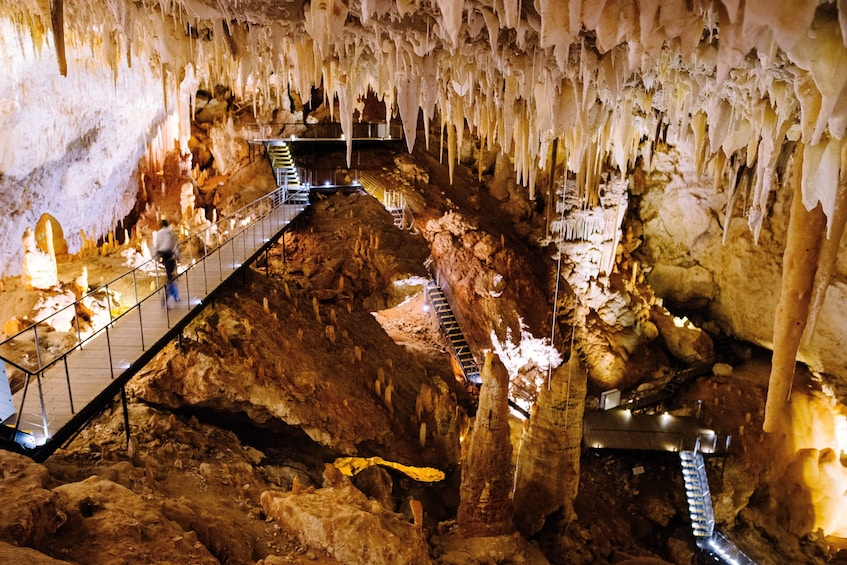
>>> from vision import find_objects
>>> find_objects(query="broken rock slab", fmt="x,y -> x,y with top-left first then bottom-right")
260,481 -> 431,565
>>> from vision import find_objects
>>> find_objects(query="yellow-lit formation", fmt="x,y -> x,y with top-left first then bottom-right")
333,456 -> 445,483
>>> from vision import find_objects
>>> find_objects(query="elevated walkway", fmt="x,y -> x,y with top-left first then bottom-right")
620,365 -> 710,413
1,188 -> 307,461
583,409 -> 730,455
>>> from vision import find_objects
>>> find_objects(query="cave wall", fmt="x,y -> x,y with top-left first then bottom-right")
637,142 -> 847,381
0,31 -> 166,277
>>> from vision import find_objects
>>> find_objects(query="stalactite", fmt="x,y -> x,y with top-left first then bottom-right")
49,0 -> 66,76
763,147 -> 828,433
805,143 -> 847,343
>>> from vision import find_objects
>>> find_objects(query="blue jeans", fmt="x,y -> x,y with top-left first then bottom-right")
161,254 -> 180,302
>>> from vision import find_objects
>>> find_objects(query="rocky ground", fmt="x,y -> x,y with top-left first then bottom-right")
1,142 -> 846,565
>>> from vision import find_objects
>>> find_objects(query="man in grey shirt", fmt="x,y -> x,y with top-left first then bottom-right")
154,219 -> 180,304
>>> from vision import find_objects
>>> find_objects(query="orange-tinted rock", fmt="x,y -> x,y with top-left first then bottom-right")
513,354 -> 588,535
456,351 -> 514,537
35,214 -> 68,258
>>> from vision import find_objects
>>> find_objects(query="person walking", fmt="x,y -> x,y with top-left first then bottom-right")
154,219 -> 180,305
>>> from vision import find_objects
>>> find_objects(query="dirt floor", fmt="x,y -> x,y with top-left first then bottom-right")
1,143 -> 846,565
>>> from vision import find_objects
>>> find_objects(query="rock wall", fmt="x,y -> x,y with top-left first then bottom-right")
636,143 -> 847,386
0,34 -> 164,277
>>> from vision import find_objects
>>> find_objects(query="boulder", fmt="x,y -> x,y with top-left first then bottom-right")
650,305 -> 714,365
261,482 -> 431,565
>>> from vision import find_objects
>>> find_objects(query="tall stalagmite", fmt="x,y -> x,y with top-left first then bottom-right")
513,353 -> 587,536
457,351 -> 515,537
763,147 -> 828,432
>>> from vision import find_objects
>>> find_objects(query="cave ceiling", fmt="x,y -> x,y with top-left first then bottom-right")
2,0 -> 844,227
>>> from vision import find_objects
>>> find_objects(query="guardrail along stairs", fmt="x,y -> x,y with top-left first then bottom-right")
266,141 -> 309,204
358,173 -> 410,230
425,281 -> 481,385
681,450 -> 716,538
681,450 -> 757,564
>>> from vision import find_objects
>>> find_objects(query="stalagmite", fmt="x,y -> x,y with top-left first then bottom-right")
457,351 -> 514,537
763,148 -> 828,433
513,353 -> 587,536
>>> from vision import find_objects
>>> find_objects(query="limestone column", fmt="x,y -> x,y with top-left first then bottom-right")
764,149 -> 827,432
456,351 -> 515,537
513,353 -> 587,536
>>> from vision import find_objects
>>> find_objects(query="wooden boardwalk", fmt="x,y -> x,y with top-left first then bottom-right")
2,195 -> 305,459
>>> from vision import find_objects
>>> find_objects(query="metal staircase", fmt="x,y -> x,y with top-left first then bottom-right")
680,450 -> 716,538
425,281 -> 481,384
700,531 -> 758,564
680,450 -> 757,564
265,141 -> 310,204
383,190 -> 407,229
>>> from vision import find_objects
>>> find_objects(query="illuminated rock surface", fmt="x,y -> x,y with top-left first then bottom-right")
1,1 -> 847,562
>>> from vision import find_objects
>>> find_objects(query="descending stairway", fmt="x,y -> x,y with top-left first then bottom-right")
680,450 -> 716,538
357,174 -> 410,230
425,281 -> 481,384
680,450 -> 757,564
265,141 -> 309,204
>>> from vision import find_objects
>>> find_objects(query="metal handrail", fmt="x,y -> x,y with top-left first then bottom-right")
1,189 -> 281,369
1,184 -> 302,442
584,427 -> 687,452
246,121 -> 403,143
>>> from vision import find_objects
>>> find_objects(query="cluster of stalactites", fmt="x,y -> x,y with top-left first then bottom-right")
3,0 -> 847,229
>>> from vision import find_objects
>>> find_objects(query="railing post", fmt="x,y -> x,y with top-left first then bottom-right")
105,284 -> 114,326
62,355 -> 75,414
133,269 -> 145,351
218,234 -> 223,280
203,244 -> 209,293
105,325 -> 115,379
74,307 -> 83,350
35,370 -> 49,440
14,372 -> 31,432
33,324 -> 44,372
120,384 -> 131,447
183,265 -> 190,307
164,287 -> 171,326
